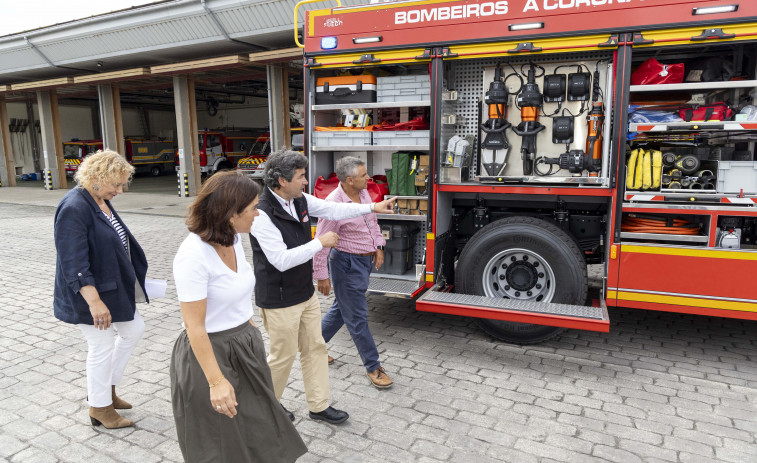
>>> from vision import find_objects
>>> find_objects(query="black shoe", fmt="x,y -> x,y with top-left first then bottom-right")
309,406 -> 349,425
281,403 -> 294,422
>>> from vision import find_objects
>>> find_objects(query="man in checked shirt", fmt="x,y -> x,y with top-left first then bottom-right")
313,156 -> 393,389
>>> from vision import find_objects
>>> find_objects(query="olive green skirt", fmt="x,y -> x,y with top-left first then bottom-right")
170,322 -> 307,463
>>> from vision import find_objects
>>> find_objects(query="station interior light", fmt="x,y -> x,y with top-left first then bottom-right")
692,4 -> 738,15
508,22 -> 545,32
353,36 -> 382,44
321,36 -> 338,50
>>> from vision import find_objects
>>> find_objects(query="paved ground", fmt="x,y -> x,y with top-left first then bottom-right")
1,188 -> 756,463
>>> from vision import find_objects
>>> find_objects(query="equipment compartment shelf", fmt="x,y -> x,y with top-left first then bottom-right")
312,101 -> 431,111
629,80 -> 757,93
376,213 -> 427,221
620,232 -> 709,243
629,121 -> 757,132
312,145 -> 429,151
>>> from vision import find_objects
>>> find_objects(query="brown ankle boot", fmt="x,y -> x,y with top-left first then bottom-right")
89,405 -> 134,429
112,386 -> 132,410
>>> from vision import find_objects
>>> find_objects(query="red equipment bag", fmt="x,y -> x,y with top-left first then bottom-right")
313,172 -> 389,203
631,58 -> 685,85
678,102 -> 733,122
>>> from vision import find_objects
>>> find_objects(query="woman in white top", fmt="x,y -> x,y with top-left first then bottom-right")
171,171 -> 307,463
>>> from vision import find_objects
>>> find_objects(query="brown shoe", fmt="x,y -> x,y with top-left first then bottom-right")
112,386 -> 132,410
328,355 -> 335,365
366,367 -> 393,389
89,405 -> 134,429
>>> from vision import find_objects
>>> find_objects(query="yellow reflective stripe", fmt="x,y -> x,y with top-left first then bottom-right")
621,244 -> 757,261
446,33 -> 613,60
309,0 -> 461,35
637,22 -> 757,48
615,291 -> 757,313
312,48 -> 431,68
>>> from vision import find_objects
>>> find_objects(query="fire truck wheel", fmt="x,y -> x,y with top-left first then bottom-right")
455,216 -> 588,344
150,165 -> 162,176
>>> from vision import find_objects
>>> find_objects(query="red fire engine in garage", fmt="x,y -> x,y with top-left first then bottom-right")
64,139 -> 175,176
298,0 -> 757,343
64,140 -> 102,176
175,130 -> 259,175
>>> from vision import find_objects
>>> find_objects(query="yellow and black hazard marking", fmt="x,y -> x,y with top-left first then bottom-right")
237,156 -> 266,168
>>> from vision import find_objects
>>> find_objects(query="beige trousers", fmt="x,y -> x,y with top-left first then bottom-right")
259,293 -> 330,413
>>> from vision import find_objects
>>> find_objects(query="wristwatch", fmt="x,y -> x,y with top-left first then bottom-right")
376,246 -> 384,251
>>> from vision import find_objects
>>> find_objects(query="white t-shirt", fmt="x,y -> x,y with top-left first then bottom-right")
173,233 -> 254,333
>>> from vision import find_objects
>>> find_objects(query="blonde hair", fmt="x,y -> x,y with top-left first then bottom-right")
74,150 -> 134,189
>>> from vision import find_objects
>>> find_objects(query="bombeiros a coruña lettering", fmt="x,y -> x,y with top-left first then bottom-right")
395,0 -> 631,24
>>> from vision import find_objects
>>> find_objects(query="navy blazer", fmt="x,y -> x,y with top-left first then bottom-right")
53,187 -> 149,325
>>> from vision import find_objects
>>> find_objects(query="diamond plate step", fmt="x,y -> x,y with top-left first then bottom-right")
416,290 -> 610,332
367,277 -> 422,299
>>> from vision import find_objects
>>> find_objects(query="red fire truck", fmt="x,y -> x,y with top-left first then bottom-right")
298,0 -> 757,343
63,140 -> 103,176
175,130 -> 259,175
64,138 -> 175,176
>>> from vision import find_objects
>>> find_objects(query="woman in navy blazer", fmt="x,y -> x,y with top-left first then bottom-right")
54,150 -> 148,429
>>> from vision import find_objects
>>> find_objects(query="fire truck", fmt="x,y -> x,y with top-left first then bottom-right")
298,0 -> 757,343
176,130 -> 259,175
237,128 -> 304,180
64,139 -> 175,177
63,140 -> 103,176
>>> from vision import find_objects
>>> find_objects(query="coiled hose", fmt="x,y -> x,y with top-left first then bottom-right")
621,214 -> 701,235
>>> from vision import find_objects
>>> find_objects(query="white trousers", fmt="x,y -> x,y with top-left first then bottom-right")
78,309 -> 145,407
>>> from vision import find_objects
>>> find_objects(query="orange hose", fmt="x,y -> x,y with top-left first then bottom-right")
621,216 -> 701,235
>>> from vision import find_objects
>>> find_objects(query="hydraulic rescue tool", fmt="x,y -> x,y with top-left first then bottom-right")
512,63 -> 545,175
585,63 -> 605,176
535,62 -> 604,176
480,64 -> 521,176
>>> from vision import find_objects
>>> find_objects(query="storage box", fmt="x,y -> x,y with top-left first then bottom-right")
415,171 -> 428,187
378,248 -> 414,275
381,222 -> 420,250
313,131 -> 372,147
717,161 -> 757,194
418,199 -> 428,212
378,221 -> 420,275
373,130 -> 429,147
315,75 -> 377,104
418,155 -> 429,167
377,75 -> 430,103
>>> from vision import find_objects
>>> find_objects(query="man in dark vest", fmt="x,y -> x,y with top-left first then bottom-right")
250,150 -> 396,424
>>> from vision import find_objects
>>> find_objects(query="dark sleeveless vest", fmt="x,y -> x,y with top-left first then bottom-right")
250,187 -> 315,309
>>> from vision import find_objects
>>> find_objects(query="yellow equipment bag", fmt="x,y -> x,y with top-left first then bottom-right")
641,150 -> 652,190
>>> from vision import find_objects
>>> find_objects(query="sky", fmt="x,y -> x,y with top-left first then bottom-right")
0,0 -> 157,37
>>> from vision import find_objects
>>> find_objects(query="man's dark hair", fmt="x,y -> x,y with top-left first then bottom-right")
186,171 -> 260,246
264,149 -> 308,189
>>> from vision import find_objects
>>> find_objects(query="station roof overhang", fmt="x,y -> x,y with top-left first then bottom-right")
0,0 -> 359,88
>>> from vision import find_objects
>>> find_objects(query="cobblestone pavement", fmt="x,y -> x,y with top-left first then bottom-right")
1,201 -> 756,463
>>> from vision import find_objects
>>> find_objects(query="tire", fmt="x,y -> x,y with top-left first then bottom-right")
150,165 -> 162,177
455,216 -> 588,344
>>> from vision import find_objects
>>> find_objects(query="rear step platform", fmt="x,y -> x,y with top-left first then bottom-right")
367,276 -> 422,299
416,290 -> 610,332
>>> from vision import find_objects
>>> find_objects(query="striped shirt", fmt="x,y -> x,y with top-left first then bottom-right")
312,184 -> 385,281
104,211 -> 128,251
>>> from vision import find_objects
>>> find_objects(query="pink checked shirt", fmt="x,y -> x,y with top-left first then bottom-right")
313,183 -> 386,280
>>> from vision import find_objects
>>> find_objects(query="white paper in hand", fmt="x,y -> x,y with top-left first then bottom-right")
145,279 -> 167,299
